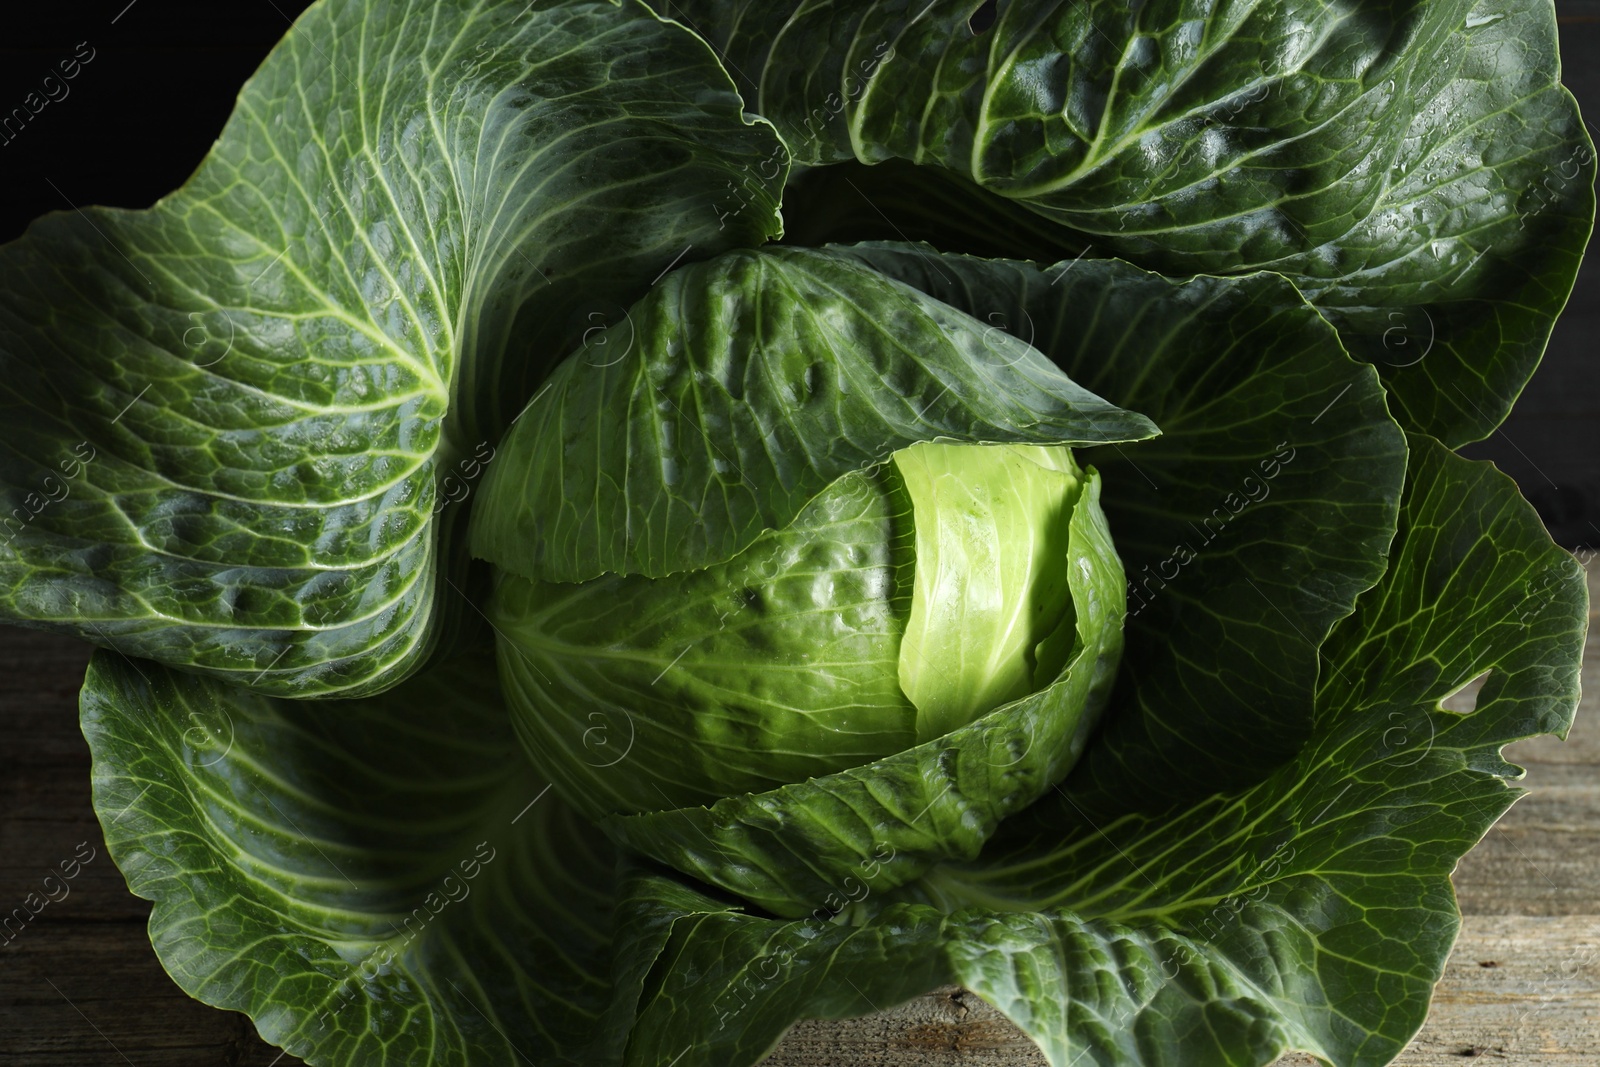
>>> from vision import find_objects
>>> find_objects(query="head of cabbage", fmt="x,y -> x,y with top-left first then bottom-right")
469,247 -> 1157,914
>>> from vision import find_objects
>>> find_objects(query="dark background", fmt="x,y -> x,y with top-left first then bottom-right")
0,2 -> 319,234
1462,0 -> 1599,548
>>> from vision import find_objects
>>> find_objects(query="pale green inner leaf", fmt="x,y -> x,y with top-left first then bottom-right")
895,442 -> 1081,742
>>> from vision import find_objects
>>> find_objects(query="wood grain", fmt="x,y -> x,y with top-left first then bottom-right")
0,564 -> 1595,1066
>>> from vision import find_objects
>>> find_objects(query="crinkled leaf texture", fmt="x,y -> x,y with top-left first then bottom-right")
0,0 -> 785,696
473,244 -> 1153,914
661,0 -> 1595,446
83,436 -> 1586,1067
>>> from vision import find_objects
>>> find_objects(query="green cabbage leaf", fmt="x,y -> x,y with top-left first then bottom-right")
0,0 -> 783,696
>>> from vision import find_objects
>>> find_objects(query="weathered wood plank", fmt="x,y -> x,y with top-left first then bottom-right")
0,921 -> 288,1066
1395,916 -> 1600,1065
0,632 -> 146,926
1451,787 -> 1600,917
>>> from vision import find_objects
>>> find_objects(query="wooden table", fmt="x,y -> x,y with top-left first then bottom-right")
2,565 -> 1596,1066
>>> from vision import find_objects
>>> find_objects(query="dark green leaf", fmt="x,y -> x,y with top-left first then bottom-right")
81,647 -> 620,1066
0,0 -> 785,695
663,0 -> 1595,445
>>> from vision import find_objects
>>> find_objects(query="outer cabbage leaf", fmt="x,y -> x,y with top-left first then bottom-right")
837,244 -> 1407,809
602,436 -> 1588,1067
0,0 -> 784,696
660,0 -> 1595,446
81,647 -> 627,1067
